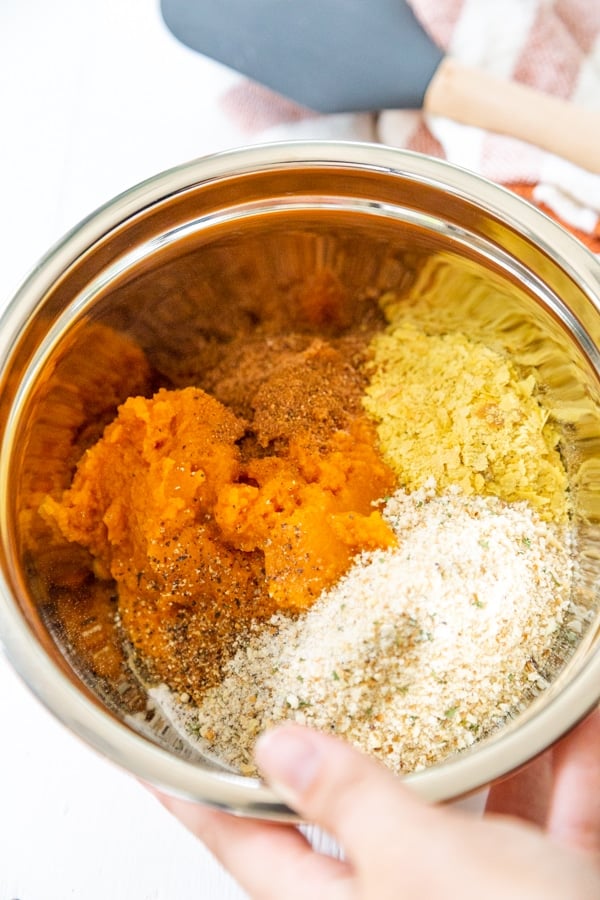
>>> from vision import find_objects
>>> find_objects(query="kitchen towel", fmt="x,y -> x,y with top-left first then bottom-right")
215,0 -> 600,245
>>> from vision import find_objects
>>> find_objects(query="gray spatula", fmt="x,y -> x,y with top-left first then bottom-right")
161,0 -> 600,174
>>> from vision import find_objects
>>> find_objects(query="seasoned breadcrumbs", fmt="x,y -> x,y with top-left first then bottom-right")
150,484 -> 572,776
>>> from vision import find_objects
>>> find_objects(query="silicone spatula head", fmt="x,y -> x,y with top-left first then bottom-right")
161,0 -> 444,112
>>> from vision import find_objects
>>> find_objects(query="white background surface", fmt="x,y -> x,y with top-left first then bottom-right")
0,2 -> 261,897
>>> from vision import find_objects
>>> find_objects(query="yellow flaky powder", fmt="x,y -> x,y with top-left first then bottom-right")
363,321 -> 568,521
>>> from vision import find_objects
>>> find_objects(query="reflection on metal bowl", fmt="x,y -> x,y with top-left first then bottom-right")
1,142 -> 599,820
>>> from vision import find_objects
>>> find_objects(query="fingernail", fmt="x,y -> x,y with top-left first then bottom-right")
255,726 -> 321,807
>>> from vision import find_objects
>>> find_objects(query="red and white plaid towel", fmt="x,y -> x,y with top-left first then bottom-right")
216,0 -> 600,241
381,0 -> 600,237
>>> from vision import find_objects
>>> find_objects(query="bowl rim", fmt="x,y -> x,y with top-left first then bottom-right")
1,139 -> 600,819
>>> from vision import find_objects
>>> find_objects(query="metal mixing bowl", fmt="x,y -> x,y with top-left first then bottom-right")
1,142 -> 600,820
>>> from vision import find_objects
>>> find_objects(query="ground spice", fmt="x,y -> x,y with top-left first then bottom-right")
42,348 -> 396,697
155,485 -> 572,775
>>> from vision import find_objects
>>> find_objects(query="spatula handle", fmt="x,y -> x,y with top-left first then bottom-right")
423,57 -> 600,174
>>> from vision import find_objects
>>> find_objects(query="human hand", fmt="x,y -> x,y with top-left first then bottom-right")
153,710 -> 600,899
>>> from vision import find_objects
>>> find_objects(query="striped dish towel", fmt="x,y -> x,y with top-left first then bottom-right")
379,0 -> 600,241
219,1 -> 600,245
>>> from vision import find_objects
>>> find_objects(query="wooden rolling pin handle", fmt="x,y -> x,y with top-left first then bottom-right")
424,57 -> 600,175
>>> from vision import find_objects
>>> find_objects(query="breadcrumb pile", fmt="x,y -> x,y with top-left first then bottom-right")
152,485 -> 572,775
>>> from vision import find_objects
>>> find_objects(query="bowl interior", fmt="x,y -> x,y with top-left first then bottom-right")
1,149 -> 600,808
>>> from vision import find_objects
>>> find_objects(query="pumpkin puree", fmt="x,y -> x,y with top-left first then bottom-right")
43,343 -> 396,698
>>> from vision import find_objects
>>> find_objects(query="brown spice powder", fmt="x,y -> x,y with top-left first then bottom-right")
42,341 -> 396,698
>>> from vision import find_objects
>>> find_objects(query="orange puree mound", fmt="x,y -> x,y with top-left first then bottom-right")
20,323 -> 152,588
42,387 -> 244,578
216,420 -> 396,608
43,385 -> 396,695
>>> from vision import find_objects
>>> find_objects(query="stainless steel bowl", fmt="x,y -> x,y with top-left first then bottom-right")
1,142 -> 600,820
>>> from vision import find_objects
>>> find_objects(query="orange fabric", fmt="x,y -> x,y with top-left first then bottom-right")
506,183 -> 600,253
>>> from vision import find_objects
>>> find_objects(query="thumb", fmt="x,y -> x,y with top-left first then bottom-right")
254,724 -> 434,860
547,708 -> 600,856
